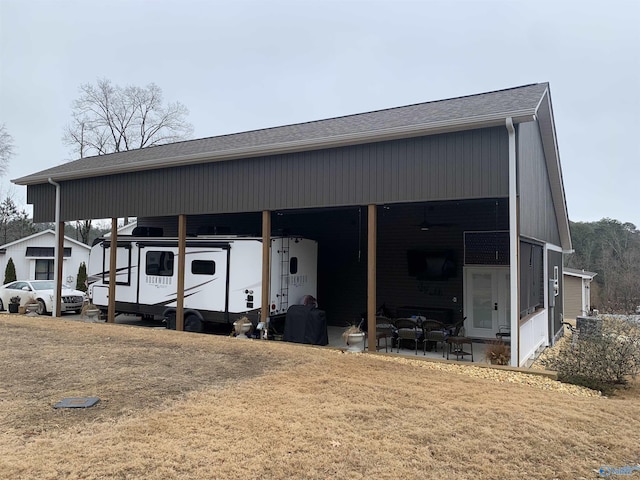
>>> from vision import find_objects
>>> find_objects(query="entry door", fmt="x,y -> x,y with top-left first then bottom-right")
464,267 -> 510,338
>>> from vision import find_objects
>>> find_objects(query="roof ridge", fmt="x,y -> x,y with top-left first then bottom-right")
75,82 -> 546,161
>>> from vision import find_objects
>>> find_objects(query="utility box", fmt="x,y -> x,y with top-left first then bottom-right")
576,316 -> 602,337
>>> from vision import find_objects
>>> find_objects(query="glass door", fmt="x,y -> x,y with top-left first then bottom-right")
464,267 -> 510,338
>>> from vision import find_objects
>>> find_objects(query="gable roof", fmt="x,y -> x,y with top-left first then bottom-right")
14,83 -> 549,185
0,229 -> 91,251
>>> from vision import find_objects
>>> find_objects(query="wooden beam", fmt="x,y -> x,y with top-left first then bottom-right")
176,214 -> 186,331
107,217 -> 117,323
54,221 -> 64,317
261,210 -> 271,325
367,205 -> 377,352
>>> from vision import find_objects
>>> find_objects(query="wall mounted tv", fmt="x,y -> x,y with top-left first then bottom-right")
406,250 -> 457,280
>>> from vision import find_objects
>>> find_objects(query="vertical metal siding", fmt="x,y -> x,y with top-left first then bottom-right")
518,122 -> 561,245
29,127 -> 509,222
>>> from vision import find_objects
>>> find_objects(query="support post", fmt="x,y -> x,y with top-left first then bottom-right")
54,221 -> 64,318
367,204 -> 377,352
261,211 -> 271,325
107,217 -> 117,323
506,118 -> 520,366
176,214 -> 186,331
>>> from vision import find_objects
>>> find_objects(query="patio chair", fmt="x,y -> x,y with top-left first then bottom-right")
422,319 -> 446,356
394,318 -> 421,355
496,325 -> 511,342
445,317 -> 474,361
375,316 -> 395,352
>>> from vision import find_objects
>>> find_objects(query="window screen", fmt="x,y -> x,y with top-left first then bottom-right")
519,241 -> 543,317
464,231 -> 509,265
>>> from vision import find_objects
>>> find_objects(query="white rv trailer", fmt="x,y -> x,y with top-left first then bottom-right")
87,235 -> 318,332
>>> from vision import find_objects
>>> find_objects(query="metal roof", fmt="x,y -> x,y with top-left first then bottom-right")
14,83 -> 549,185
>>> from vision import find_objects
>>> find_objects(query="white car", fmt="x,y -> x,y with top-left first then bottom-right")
0,280 -> 87,315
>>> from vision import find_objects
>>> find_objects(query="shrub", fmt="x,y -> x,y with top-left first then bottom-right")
542,316 -> 640,394
485,340 -> 511,365
76,262 -> 87,292
4,257 -> 16,284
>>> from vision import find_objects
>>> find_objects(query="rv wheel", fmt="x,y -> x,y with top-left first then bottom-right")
184,314 -> 203,333
165,313 -> 176,330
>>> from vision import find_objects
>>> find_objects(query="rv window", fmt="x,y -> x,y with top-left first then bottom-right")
192,260 -> 216,275
146,251 -> 174,276
290,257 -> 298,274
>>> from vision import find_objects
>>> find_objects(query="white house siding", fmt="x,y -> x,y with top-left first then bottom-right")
563,275 -> 583,319
0,231 -> 90,287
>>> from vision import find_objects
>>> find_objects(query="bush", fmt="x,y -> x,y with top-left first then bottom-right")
76,262 -> 87,292
542,316 -> 640,394
4,257 -> 16,284
485,340 -> 511,365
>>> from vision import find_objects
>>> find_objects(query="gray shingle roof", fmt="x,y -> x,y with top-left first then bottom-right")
14,82 -> 549,185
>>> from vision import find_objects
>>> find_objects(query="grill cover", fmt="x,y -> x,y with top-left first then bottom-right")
283,305 -> 328,346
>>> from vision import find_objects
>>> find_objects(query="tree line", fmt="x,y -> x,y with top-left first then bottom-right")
566,218 -> 640,313
0,198 -> 113,246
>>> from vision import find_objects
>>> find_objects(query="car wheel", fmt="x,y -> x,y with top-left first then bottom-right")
0,299 -> 3,311
36,299 -> 48,315
184,314 -> 203,333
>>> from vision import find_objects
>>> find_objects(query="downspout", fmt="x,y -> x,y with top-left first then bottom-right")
505,118 -> 519,367
48,177 -> 61,316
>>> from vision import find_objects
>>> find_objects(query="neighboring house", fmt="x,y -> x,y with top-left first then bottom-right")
14,82 -> 571,367
105,221 -> 138,238
0,230 -> 91,287
563,267 -> 597,319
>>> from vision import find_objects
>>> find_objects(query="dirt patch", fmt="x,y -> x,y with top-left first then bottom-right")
1,315 -> 639,479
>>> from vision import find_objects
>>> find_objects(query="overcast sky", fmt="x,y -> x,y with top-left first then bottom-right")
1,0 -> 639,227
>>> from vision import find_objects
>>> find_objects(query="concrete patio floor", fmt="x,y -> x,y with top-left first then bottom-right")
326,325 -> 489,364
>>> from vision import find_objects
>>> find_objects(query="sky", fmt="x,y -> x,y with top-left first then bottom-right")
1,0 -> 639,227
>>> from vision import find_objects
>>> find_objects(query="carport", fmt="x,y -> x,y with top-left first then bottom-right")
13,83 -> 572,366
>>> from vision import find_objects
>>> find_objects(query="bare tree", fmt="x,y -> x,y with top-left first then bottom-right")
63,79 -> 193,157
62,79 -> 194,241
0,124 -> 14,176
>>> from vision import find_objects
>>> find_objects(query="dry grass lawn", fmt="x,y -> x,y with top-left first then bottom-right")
1,315 -> 639,479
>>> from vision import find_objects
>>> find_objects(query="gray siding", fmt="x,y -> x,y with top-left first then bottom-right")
28,127 -> 509,222
517,122 -> 561,245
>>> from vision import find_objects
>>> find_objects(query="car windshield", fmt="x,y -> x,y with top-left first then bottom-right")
31,281 -> 54,290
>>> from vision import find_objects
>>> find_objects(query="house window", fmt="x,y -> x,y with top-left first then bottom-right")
290,257 -> 298,274
26,247 -> 71,257
192,260 -> 215,275
35,259 -> 54,280
145,251 -> 174,276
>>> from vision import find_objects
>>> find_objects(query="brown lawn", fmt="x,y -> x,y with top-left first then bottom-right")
1,315 -> 639,479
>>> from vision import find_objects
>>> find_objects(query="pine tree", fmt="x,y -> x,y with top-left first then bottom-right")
4,257 -> 16,284
76,262 -> 88,292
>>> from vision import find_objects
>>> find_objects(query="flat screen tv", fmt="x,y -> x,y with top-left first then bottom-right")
407,250 -> 456,280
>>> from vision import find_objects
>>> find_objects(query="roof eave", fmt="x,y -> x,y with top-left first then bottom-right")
13,110 -> 536,186
535,88 -> 572,252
